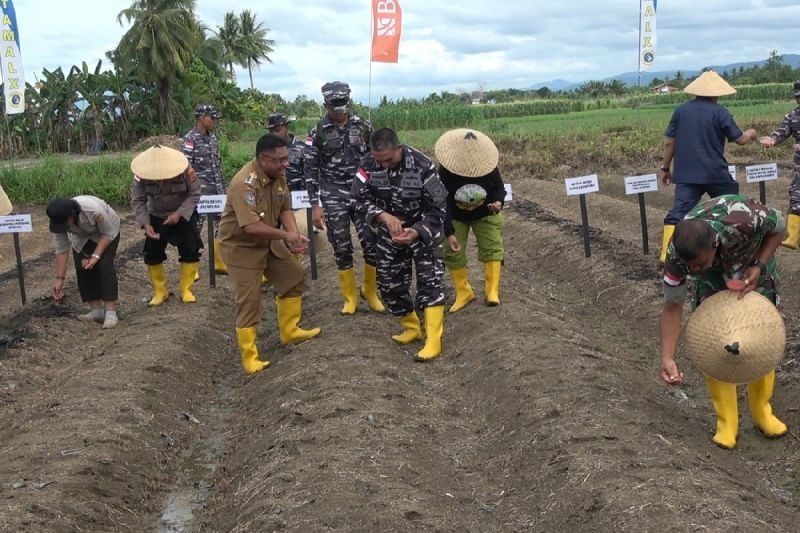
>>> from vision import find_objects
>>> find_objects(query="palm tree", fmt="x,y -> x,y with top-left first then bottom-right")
216,12 -> 243,79
115,0 -> 198,131
238,10 -> 275,89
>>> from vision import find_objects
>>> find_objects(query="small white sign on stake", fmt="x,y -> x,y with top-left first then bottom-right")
504,184 -> 513,202
291,190 -> 312,209
197,195 -> 227,214
565,174 -> 599,196
745,163 -> 778,183
728,165 -> 737,181
0,214 -> 33,233
624,174 -> 658,195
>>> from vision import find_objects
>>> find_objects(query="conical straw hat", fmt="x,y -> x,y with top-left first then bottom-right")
685,290 -> 785,384
683,71 -> 736,97
434,128 -> 499,178
0,183 -> 11,215
131,145 -> 189,181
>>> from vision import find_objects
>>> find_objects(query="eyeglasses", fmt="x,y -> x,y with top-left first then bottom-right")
261,154 -> 290,164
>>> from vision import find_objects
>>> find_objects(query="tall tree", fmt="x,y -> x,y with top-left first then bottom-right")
217,11 -> 243,79
115,0 -> 198,131
238,10 -> 275,89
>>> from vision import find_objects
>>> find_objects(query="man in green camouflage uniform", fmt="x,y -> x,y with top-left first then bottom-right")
659,194 -> 788,449
760,80 -> 800,248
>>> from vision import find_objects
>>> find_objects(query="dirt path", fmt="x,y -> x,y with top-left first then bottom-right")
2,169 -> 800,530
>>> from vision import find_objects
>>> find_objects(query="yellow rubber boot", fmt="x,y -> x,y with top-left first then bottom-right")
392,312 -> 421,344
781,213 -> 800,249
705,376 -> 739,449
179,262 -> 199,303
235,326 -> 269,374
276,296 -> 321,344
747,370 -> 788,438
338,268 -> 358,315
659,224 -> 675,264
484,261 -> 501,306
449,267 -> 476,313
415,305 -> 445,361
147,264 -> 169,306
213,239 -> 228,274
361,264 -> 385,312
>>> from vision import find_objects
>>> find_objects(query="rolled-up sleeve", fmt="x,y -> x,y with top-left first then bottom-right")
53,233 -> 70,254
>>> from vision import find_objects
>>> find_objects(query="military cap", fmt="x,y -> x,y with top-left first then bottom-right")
793,80 -> 800,97
321,81 -> 351,105
266,112 -> 290,129
46,198 -> 80,233
195,104 -> 221,118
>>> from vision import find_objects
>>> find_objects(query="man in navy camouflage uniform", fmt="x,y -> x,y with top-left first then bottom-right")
267,112 -> 306,193
352,128 -> 448,361
304,81 -> 384,314
659,194 -> 788,449
760,80 -> 800,248
183,104 -> 227,273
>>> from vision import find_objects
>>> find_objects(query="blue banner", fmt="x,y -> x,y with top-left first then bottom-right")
1,0 -> 25,114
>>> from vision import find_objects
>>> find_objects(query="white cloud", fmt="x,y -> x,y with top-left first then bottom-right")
10,0 -> 800,101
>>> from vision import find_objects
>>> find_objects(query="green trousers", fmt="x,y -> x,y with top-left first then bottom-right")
444,214 -> 505,270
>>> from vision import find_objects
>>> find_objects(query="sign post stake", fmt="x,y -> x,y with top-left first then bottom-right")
759,182 -> 767,205
207,214 -> 216,289
13,232 -> 25,304
564,174 -> 600,259
578,194 -> 591,258
624,173 -> 659,255
745,163 -> 778,205
638,192 -> 649,255
306,208 -> 317,281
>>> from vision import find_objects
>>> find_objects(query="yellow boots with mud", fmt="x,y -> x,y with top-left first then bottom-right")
415,305 -> 445,361
179,262 -> 199,303
747,370 -> 788,439
338,268 -> 358,315
781,213 -> 800,249
448,267 -> 476,313
483,261 -> 501,306
276,296 -> 321,345
236,326 -> 269,374
147,264 -> 169,306
392,312 -> 421,344
706,376 -> 738,449
362,264 -> 386,312
213,239 -> 228,274
659,224 -> 675,264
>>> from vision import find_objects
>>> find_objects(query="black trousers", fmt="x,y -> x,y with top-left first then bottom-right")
73,234 -> 120,302
143,212 -> 202,265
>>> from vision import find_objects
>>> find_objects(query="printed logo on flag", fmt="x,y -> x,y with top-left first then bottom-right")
371,1 -> 402,63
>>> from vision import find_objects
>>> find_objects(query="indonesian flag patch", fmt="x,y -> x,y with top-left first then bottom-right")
663,271 -> 683,287
356,168 -> 369,183
305,135 -> 314,146
183,139 -> 194,151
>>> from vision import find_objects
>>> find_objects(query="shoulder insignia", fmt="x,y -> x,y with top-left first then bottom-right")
245,172 -> 258,186
245,191 -> 256,205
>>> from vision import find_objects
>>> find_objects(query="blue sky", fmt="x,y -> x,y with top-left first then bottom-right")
10,0 -> 800,102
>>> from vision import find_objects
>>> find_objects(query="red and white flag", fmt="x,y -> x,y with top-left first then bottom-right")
371,0 -> 402,63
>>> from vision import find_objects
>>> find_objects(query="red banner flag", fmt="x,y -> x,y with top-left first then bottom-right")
371,0 -> 402,63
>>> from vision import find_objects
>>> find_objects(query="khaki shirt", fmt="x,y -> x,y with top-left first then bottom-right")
130,173 -> 200,227
218,159 -> 292,269
53,195 -> 121,254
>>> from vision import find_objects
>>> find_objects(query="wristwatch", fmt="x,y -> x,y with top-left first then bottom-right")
91,253 -> 101,260
749,258 -> 766,272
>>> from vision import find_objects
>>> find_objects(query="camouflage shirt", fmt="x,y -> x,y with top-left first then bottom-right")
286,134 -> 307,193
768,106 -> 800,168
182,127 -> 225,194
304,114 -> 372,204
351,146 -> 448,247
662,194 -> 785,305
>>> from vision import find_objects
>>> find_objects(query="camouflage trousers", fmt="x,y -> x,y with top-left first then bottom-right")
692,260 -> 780,311
375,230 -> 445,317
789,166 -> 800,215
322,198 -> 376,270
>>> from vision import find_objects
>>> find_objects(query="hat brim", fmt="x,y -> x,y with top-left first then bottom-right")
434,129 -> 499,178
0,185 -> 10,216
131,146 -> 190,181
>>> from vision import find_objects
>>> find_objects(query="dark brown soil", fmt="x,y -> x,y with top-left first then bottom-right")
2,156 -> 800,531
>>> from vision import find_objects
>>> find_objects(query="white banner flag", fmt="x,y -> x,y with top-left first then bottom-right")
0,0 -> 25,115
639,0 -> 657,72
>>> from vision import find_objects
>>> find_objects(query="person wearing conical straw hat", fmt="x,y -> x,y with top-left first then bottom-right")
659,194 -> 788,449
218,134 -> 320,375
434,129 -> 506,312
130,145 -> 202,306
658,70 -> 758,264
0,183 -> 11,216
759,80 -> 800,249
46,196 -> 121,329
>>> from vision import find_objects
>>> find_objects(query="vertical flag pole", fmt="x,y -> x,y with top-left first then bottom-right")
368,2 -> 373,123
637,0 -> 642,130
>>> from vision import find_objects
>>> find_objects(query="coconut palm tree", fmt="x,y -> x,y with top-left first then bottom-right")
216,11 -> 243,79
115,0 -> 198,131
237,10 -> 275,89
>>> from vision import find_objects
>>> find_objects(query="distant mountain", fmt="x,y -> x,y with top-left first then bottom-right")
527,54 -> 800,91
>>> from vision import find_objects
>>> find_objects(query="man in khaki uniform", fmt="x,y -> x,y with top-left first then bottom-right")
219,134 -> 321,374
130,145 -> 202,305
